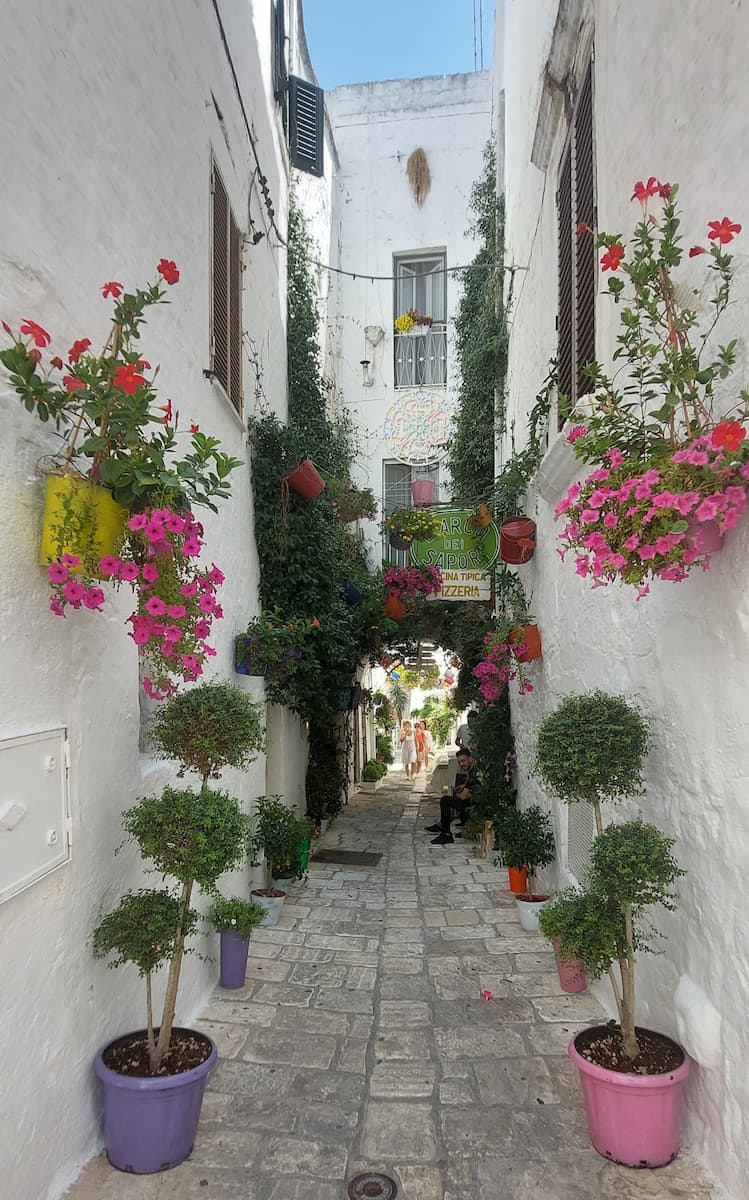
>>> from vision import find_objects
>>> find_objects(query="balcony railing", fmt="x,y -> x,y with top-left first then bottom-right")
394,325 -> 447,389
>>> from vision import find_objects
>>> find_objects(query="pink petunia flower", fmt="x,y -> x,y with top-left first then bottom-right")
60,553 -> 81,567
119,562 -> 140,582
48,562 -> 68,583
146,596 -> 167,617
142,562 -> 159,583
164,513 -> 186,534
128,513 -> 149,531
167,604 -> 187,619
83,587 -> 106,610
49,597 -> 66,616
182,536 -> 202,556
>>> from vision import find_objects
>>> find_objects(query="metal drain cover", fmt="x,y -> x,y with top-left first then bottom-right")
347,1172 -> 398,1199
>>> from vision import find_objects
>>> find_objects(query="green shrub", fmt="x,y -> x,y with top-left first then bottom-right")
376,734 -> 394,765
250,794 -> 310,880
206,895 -> 266,940
150,682 -> 265,781
495,805 -> 555,894
362,761 -> 381,782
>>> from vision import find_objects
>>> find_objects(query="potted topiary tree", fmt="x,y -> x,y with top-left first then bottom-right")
495,805 -> 556,931
91,682 -> 265,1174
249,794 -> 311,926
207,895 -> 267,990
360,760 -> 385,792
538,821 -> 687,1167
536,887 -> 588,993
534,691 -> 689,1167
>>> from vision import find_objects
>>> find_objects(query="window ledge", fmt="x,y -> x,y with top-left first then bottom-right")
535,421 -> 582,504
205,371 -> 245,429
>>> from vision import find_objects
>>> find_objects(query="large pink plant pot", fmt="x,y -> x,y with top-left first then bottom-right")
569,1027 -> 690,1168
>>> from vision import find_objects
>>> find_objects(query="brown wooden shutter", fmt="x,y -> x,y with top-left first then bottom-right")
557,144 -> 574,418
574,60 -> 595,403
211,162 -> 243,412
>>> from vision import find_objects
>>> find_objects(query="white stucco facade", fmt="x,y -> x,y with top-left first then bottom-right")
325,73 -> 492,561
496,2 -> 749,1195
0,3 -> 312,1197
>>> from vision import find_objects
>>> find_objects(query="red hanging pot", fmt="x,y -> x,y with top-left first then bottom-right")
509,625 -> 542,662
384,595 -> 406,622
500,517 -> 536,564
284,457 -> 326,500
411,479 -> 436,506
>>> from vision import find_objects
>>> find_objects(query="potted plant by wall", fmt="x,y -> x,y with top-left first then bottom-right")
234,610 -> 319,703
472,614 -> 539,703
360,760 -> 385,792
249,794 -> 310,926
207,895 -> 266,990
536,887 -> 588,993
283,455 -> 326,499
539,821 -> 688,1167
495,805 -> 555,931
500,515 -> 537,564
91,683 -> 265,1174
328,478 -> 378,523
382,507 -> 440,549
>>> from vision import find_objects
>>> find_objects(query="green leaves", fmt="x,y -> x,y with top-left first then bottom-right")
206,894 -> 266,940
149,683 -> 266,781
535,691 -> 650,806
495,805 -> 555,875
93,889 -> 200,977
123,786 -> 251,888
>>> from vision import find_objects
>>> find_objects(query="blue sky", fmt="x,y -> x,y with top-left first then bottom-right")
302,0 -> 493,90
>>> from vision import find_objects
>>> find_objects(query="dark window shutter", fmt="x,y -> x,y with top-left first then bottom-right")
557,144 -> 574,417
289,75 -> 324,177
212,166 -> 230,398
272,0 -> 287,102
211,162 -> 243,412
574,61 -> 595,403
556,56 -> 595,428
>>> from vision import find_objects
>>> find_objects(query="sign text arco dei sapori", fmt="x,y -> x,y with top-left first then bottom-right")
410,508 -> 499,600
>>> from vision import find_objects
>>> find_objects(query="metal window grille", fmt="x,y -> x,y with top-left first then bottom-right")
382,460 -> 439,565
567,801 -> 596,883
557,57 -> 596,427
394,253 -> 448,388
211,162 -> 243,412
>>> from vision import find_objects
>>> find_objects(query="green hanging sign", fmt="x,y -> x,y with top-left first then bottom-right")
410,508 -> 499,600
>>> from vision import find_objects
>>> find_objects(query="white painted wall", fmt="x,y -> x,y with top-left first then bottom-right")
497,1 -> 749,1194
326,73 -> 492,561
0,3 -> 308,1197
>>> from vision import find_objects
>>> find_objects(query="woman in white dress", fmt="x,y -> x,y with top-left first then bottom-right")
399,720 -> 417,779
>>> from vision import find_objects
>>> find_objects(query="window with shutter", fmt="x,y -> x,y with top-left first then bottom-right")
556,57 -> 596,427
211,162 -> 243,412
288,75 -> 324,177
271,0 -> 287,105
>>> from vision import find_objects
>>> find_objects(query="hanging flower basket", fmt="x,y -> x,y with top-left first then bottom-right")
500,517 -> 537,564
509,625 -> 542,662
342,581 -> 363,605
40,473 -> 127,577
389,531 -> 411,551
383,507 -> 440,545
284,457 -> 325,500
384,595 -> 407,622
411,479 -> 436,506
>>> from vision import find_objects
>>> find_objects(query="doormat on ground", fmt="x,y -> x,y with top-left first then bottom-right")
311,849 -> 382,867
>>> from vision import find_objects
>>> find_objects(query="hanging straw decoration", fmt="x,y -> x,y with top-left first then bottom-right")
406,148 -> 431,208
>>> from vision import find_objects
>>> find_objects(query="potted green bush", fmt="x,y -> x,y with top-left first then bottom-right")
249,794 -> 311,926
534,691 -> 690,1167
495,805 -> 555,931
535,887 -> 587,993
91,683 -> 265,1174
376,734 -> 394,765
207,895 -> 266,990
360,759 -> 385,792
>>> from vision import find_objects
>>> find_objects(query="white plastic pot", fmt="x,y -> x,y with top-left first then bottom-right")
251,889 -> 286,927
515,894 -> 551,932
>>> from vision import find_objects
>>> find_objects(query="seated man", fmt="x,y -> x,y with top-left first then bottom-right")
425,749 -> 477,845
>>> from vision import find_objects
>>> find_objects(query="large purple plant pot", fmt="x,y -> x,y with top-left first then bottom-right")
220,931 -> 250,989
94,1029 -> 217,1174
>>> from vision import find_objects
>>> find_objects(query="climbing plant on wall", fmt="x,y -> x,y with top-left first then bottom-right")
447,141 -> 508,501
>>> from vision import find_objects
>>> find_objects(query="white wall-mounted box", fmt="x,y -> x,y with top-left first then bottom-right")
0,727 -> 70,905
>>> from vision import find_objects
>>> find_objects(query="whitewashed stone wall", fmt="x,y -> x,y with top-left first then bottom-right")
326,73 -> 492,561
497,1 -> 749,1195
0,3 -> 304,1196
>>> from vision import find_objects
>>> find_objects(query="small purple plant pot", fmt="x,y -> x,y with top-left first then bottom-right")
94,1028 -> 217,1174
220,931 -> 250,989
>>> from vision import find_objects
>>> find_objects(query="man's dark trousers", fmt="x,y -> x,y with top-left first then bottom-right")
440,791 -> 470,834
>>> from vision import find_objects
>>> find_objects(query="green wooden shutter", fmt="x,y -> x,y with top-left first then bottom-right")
272,0 -> 287,102
288,75 -> 324,177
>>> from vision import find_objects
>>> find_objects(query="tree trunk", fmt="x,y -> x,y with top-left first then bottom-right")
146,973 -> 157,1070
154,879 -> 193,1071
620,904 -> 639,1059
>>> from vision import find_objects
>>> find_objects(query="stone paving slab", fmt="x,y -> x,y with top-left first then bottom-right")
66,775 -> 712,1200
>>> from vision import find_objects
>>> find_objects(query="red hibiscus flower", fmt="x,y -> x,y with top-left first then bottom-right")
68,337 -> 91,364
112,363 -> 146,394
63,375 -> 86,392
157,258 -> 180,285
50,356 -> 64,370
27,348 -> 42,363
20,319 -> 51,348
600,243 -> 625,272
189,421 -> 200,433
101,281 -> 123,299
658,182 -> 672,200
631,177 -> 661,203
159,399 -> 173,426
711,421 -> 746,452
137,359 -> 151,370
689,246 -> 707,257
707,218 -> 742,245
576,222 -> 592,237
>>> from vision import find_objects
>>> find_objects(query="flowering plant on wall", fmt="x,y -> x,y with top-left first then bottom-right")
382,507 -> 440,542
235,610 -> 320,704
394,310 -> 433,334
383,563 -> 442,602
559,182 -> 748,591
328,478 -> 378,523
472,618 -> 535,702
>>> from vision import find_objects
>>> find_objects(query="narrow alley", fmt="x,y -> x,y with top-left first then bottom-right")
69,772 -> 710,1200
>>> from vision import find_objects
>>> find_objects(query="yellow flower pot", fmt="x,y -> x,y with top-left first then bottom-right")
40,475 -> 127,569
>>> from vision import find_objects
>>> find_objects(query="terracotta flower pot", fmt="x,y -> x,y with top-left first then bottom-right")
384,595 -> 406,622
507,866 -> 528,894
509,625 -> 542,662
411,479 -> 436,506
500,517 -> 536,564
284,457 -> 325,499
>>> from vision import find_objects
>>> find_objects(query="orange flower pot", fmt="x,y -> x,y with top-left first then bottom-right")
284,457 -> 325,499
508,866 -> 528,894
384,595 -> 406,622
509,625 -> 542,662
500,517 -> 536,564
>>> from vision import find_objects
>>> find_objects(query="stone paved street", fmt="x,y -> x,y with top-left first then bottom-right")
68,774 -> 711,1200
